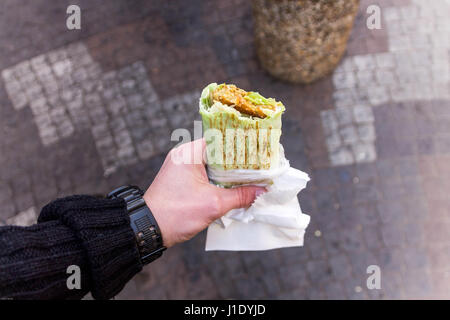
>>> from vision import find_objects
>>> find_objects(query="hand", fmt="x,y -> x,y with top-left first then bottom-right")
143,139 -> 266,248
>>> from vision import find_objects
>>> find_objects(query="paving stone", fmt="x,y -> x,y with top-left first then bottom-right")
342,277 -> 370,300
279,265 -> 310,292
377,200 -> 405,225
329,254 -> 353,281
333,71 -> 356,90
355,162 -> 377,182
260,270 -> 283,298
381,218 -> 407,248
352,142 -> 377,163
323,281 -> 347,300
279,246 -> 310,265
339,225 -> 366,253
362,225 -> 383,250
375,52 -> 396,68
6,207 -> 37,227
355,69 -> 375,84
233,274 -> 267,299
304,286 -> 326,300
306,259 -> 334,286
330,148 -> 354,166
0,202 -> 16,221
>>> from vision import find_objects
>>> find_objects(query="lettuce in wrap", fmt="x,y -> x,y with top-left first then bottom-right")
199,83 -> 285,172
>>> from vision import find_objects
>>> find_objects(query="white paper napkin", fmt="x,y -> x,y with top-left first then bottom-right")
205,150 -> 311,251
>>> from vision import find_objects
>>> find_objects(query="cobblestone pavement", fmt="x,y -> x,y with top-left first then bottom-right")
0,0 -> 449,299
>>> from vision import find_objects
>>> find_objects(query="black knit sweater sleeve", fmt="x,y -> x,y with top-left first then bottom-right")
0,195 -> 143,300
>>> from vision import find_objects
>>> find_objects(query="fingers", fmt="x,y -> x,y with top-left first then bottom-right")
194,138 -> 206,165
169,138 -> 206,165
186,138 -> 206,165
218,185 -> 266,215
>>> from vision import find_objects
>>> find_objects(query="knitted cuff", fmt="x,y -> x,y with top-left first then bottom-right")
39,195 -> 143,300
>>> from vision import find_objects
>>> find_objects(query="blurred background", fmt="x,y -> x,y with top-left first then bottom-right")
0,0 -> 449,299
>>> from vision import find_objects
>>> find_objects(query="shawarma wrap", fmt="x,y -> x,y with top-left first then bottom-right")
199,83 -> 285,175
199,83 -> 311,251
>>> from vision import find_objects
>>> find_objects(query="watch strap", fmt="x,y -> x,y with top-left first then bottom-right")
107,185 -> 166,265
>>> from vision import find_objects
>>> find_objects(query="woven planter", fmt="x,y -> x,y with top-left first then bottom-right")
252,0 -> 360,84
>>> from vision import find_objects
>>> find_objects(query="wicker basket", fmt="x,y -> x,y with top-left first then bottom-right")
252,0 -> 360,84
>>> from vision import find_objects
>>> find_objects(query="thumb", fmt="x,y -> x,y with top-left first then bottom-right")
218,186 -> 266,215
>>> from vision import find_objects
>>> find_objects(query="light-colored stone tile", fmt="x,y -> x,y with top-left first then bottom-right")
383,7 -> 400,22
66,42 -> 90,57
335,106 -> 354,127
330,148 -> 354,166
1,68 -> 15,82
6,207 -> 37,227
114,129 -> 133,147
367,86 -> 390,105
409,33 -> 430,49
399,5 -> 419,20
25,82 -> 43,101
355,69 -> 376,85
326,134 -> 342,153
333,89 -> 356,108
40,74 -> 59,95
335,58 -> 355,73
353,105 -> 374,123
375,52 -> 395,69
72,67 -> 89,84
386,20 -> 402,36
137,140 -> 156,161
29,97 -> 49,116
375,69 -> 396,85
352,143 -> 377,163
320,110 -> 339,136
71,53 -> 95,68
117,146 -> 138,166
153,130 -> 172,152
30,54 -> 47,69
91,123 -> 111,140
95,135 -> 115,151
357,124 -> 376,142
417,3 -> 434,18
149,109 -> 170,129
9,94 -> 28,110
47,48 -> 68,64
340,125 -> 359,145
109,96 -> 128,115
20,72 -> 37,87
14,60 -> 32,77
333,71 -> 356,89
353,55 -> 376,71
4,80 -> 27,109
389,34 -> 411,51
121,78 -> 139,96
127,93 -> 146,110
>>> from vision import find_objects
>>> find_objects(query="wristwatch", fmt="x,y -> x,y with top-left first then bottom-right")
107,185 -> 166,265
